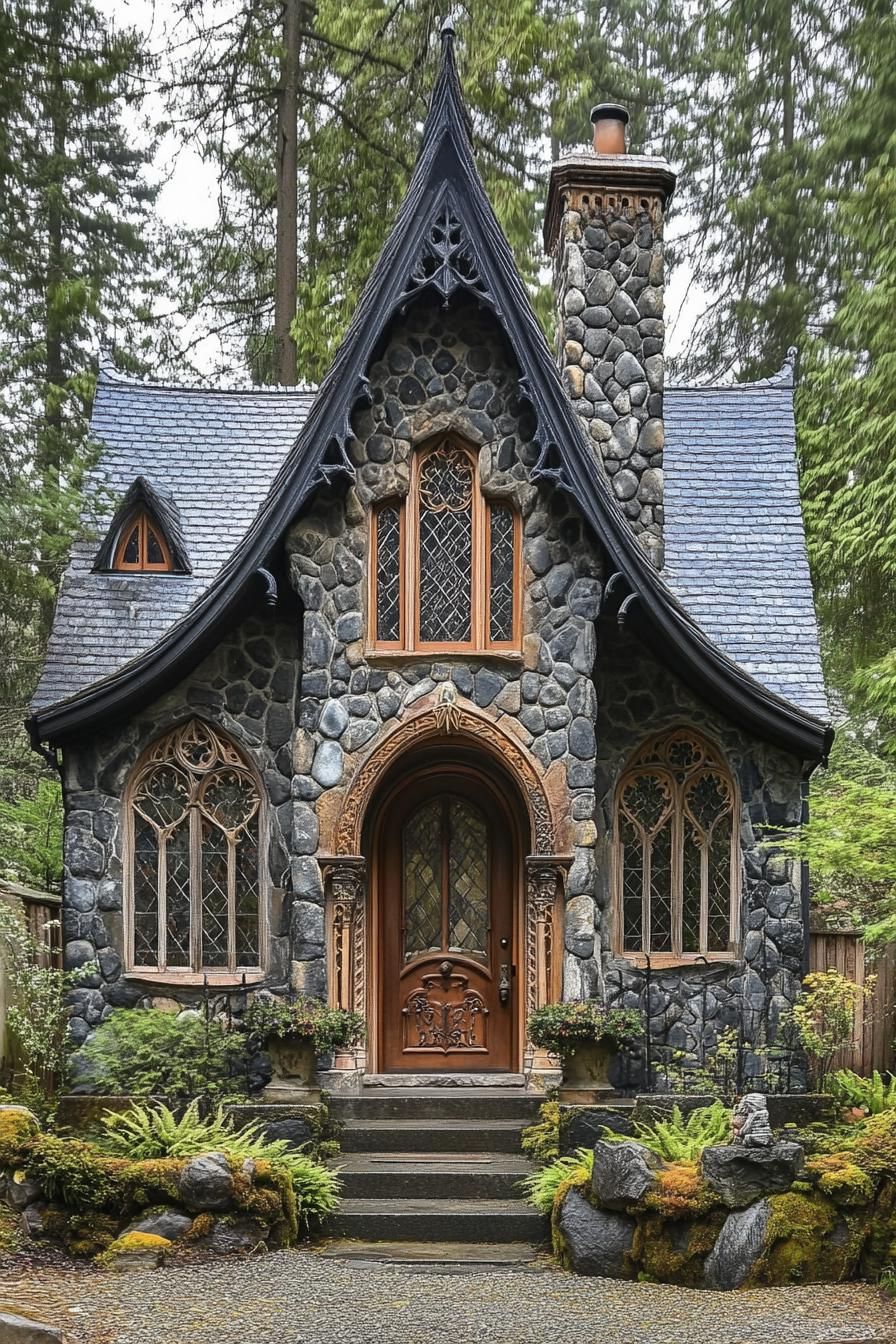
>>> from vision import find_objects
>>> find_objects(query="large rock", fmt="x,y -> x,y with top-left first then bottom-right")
591,1140 -> 658,1209
5,1172 -> 43,1211
202,1218 -> 270,1254
701,1142 -> 804,1208
177,1153 -> 235,1212
557,1189 -> 635,1277
0,1312 -> 64,1343
704,1199 -> 770,1289
560,1107 -> 634,1155
123,1206 -> 193,1242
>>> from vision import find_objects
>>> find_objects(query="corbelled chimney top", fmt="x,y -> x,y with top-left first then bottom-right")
590,104 -> 629,155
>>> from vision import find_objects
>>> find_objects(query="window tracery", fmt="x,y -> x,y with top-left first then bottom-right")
370,437 -> 520,652
614,729 -> 739,960
125,720 -> 263,977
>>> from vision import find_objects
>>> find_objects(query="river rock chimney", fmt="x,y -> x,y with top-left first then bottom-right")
544,108 -> 676,568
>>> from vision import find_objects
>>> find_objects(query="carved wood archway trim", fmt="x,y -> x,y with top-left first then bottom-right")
332,699 -> 558,857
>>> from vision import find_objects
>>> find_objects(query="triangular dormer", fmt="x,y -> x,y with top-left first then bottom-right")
94,475 -> 191,575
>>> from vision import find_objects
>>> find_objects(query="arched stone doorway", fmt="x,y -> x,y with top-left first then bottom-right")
321,697 -> 572,1079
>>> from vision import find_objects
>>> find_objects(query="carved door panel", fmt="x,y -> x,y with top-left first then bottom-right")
379,770 -> 515,1072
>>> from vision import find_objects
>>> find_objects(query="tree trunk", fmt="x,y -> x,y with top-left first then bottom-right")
40,0 -> 67,639
274,0 -> 300,386
781,0 -> 797,299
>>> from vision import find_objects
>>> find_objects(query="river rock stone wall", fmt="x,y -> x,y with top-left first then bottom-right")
595,629 -> 806,1078
552,201 -> 666,568
60,615 -> 301,1042
285,292 -> 605,1001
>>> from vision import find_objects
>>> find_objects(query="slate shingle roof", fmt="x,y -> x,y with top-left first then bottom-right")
663,381 -> 828,719
33,365 -> 827,725
32,373 -> 314,709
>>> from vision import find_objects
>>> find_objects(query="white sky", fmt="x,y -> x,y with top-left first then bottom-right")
99,0 -> 702,379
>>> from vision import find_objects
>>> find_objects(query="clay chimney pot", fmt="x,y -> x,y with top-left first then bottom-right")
591,104 -> 629,155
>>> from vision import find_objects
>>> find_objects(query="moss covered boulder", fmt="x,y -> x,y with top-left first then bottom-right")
98,1231 -> 172,1271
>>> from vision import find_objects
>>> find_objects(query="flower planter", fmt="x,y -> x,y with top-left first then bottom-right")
262,1033 -> 320,1103
558,1038 -> 616,1103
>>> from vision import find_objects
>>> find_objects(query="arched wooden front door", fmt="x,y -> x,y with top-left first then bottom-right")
373,762 -> 519,1073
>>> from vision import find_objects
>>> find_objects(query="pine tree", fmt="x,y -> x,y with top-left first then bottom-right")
0,0 -> 163,816
666,0 -> 846,380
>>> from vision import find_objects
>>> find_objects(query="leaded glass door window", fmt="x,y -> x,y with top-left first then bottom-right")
126,720 -> 263,977
402,795 -> 490,964
615,730 -> 738,961
369,436 -> 520,652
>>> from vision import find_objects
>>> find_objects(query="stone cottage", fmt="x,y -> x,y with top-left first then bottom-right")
29,28 -> 830,1086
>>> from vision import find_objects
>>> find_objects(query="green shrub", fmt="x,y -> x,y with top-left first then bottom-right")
522,1147 -> 593,1214
72,1009 -> 249,1103
242,996 -> 365,1053
98,1101 -> 339,1227
602,1102 -> 731,1162
827,1068 -> 896,1115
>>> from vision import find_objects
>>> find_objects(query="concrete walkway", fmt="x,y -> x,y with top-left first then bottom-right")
1,1249 -> 893,1344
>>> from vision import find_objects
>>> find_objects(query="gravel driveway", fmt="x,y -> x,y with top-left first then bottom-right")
1,1249 -> 894,1344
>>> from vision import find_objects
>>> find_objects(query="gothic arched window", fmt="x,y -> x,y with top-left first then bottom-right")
614,729 -> 739,961
125,720 -> 264,979
370,437 -> 520,652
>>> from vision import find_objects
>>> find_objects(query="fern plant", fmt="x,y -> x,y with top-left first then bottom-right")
827,1068 -> 896,1115
98,1102 -> 341,1223
522,1147 -> 594,1214
602,1102 -> 731,1161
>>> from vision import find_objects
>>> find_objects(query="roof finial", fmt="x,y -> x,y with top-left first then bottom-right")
440,16 -> 456,43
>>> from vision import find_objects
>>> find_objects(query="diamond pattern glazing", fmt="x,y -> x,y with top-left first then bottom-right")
376,505 -> 401,641
418,447 -> 472,642
448,800 -> 488,959
403,800 -> 443,960
489,506 -> 514,642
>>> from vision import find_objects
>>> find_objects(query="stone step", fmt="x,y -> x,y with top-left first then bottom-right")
317,1239 -> 544,1266
336,1152 -> 532,1201
330,1088 -> 542,1122
361,1073 -> 528,1089
339,1118 -> 528,1154
327,1198 -> 548,1244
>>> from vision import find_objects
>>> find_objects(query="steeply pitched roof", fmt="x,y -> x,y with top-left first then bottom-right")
663,376 -> 828,720
32,375 -> 313,711
29,26 -> 831,761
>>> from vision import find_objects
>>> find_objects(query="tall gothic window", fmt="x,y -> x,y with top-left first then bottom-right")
369,437 -> 520,652
125,720 -> 264,978
614,729 -> 739,961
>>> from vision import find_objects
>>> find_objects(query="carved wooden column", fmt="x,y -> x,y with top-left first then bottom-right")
524,857 -> 570,1074
323,857 -> 367,1073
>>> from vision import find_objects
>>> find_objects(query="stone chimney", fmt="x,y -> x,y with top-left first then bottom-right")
544,105 -> 676,568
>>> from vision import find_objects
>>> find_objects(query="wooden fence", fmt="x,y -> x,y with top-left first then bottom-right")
0,877 -> 62,1065
809,928 -> 896,1076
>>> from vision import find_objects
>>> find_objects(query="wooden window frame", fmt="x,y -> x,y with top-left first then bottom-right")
113,511 -> 174,573
612,728 -> 741,967
122,720 -> 267,986
368,435 -> 522,655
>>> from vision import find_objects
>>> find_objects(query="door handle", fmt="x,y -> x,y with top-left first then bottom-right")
499,963 -> 511,1005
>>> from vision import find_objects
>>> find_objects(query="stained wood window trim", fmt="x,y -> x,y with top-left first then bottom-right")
612,728 -> 741,966
368,436 -> 522,655
113,510 -> 174,573
123,720 -> 267,985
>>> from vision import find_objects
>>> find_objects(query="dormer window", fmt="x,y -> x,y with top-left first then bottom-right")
113,511 -> 174,572
369,436 -> 520,653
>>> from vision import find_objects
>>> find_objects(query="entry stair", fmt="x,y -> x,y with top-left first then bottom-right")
326,1084 -> 548,1251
